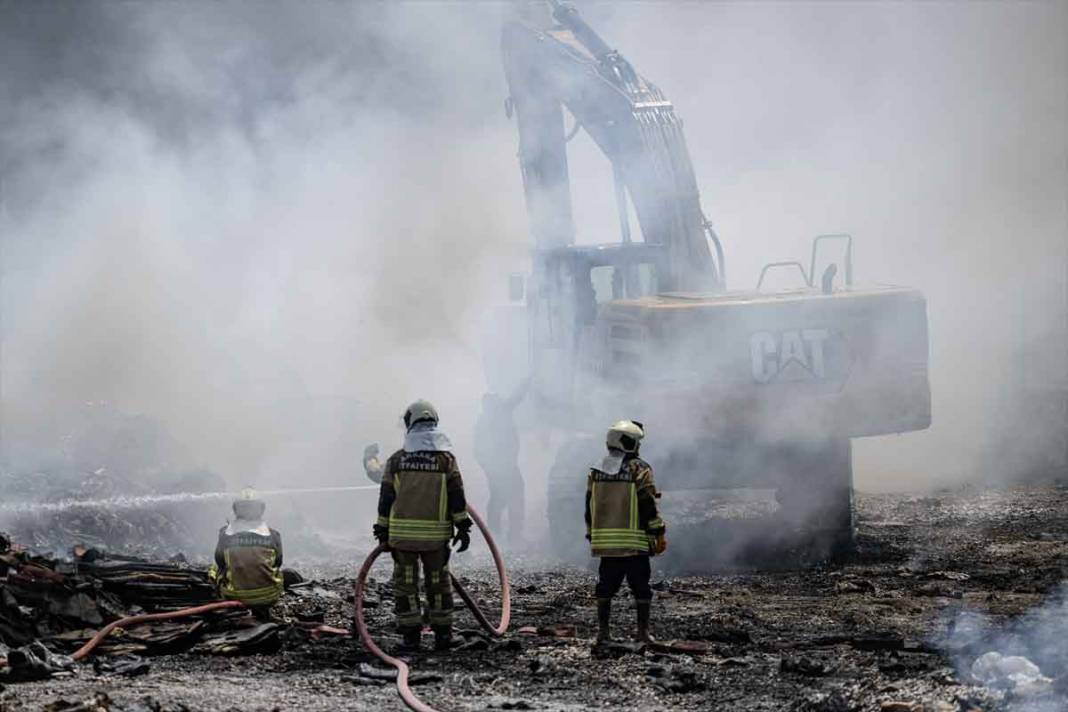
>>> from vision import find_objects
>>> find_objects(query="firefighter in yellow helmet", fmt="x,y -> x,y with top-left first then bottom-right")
374,400 -> 472,651
209,489 -> 284,620
586,420 -> 666,644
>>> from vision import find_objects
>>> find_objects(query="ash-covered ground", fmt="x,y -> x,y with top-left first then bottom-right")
5,485 -> 1068,712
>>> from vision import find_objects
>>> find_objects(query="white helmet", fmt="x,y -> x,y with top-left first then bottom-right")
404,400 -> 439,430
606,420 -> 644,453
233,487 -> 265,520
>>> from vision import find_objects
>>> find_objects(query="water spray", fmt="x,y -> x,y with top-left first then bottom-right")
0,485 -> 378,516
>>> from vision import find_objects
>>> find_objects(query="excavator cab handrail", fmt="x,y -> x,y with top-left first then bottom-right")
756,261 -> 810,290
756,234 -> 854,291
810,233 -> 853,287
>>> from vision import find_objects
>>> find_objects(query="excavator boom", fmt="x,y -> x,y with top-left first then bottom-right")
502,1 -> 723,291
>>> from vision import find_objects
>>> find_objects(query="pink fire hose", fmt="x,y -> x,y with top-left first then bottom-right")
0,599 -> 247,669
354,505 -> 511,712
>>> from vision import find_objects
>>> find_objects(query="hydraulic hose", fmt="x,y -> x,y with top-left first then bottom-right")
354,505 -> 510,712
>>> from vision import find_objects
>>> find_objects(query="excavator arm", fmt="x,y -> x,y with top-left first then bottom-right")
502,1 -> 724,292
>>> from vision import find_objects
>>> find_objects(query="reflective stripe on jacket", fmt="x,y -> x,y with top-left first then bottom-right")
586,456 -> 664,557
378,449 -> 470,551
212,527 -> 283,607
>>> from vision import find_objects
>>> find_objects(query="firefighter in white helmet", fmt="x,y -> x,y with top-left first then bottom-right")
586,420 -> 666,644
209,488 -> 284,620
373,400 -> 472,651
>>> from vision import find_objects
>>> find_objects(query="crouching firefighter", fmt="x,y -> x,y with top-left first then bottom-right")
374,400 -> 473,651
209,489 -> 284,619
587,420 -> 667,644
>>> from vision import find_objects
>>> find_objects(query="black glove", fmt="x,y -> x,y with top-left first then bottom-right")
373,524 -> 389,546
451,528 -> 470,553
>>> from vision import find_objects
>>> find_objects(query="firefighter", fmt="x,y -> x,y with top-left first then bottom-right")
209,489 -> 284,620
586,420 -> 667,644
374,400 -> 472,651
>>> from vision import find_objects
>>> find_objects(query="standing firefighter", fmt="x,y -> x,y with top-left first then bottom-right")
210,489 -> 284,619
374,400 -> 473,651
586,420 -> 667,644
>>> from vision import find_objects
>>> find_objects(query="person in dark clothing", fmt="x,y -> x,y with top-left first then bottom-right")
585,420 -> 666,644
474,380 -> 528,544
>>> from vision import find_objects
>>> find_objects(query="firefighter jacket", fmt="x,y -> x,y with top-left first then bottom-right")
377,449 -> 471,551
211,522 -> 284,607
585,455 -> 665,557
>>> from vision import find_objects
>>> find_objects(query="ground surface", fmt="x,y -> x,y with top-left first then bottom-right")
4,485 -> 1068,711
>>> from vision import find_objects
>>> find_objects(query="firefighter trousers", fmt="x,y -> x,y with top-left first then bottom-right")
595,555 -> 652,601
391,546 -> 453,630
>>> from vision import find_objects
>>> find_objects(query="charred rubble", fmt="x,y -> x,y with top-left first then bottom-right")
1,487 -> 1067,711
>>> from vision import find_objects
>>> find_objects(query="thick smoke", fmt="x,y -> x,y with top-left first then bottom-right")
0,3 -> 523,503
591,1 -> 1068,489
0,2 -> 1065,551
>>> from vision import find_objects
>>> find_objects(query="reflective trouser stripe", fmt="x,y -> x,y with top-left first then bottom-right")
393,550 -> 453,627
426,560 -> 452,626
394,561 -> 422,628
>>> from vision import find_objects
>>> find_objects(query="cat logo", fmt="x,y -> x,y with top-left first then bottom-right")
750,329 -> 832,384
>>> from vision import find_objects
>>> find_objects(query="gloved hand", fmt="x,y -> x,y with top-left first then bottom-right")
373,524 -> 390,547
650,533 -> 667,556
363,443 -> 383,484
363,443 -> 380,462
451,528 -> 471,553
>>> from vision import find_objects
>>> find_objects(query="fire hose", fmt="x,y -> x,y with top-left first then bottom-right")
0,599 -> 247,670
69,600 -> 247,660
354,505 -> 511,712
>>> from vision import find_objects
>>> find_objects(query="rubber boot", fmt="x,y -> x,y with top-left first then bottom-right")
596,598 -> 612,644
432,625 -> 453,652
635,600 -> 653,643
399,627 -> 422,651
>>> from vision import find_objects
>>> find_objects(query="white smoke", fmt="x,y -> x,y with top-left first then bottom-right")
0,1 -> 1064,550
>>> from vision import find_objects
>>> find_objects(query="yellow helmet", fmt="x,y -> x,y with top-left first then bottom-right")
606,420 -> 644,453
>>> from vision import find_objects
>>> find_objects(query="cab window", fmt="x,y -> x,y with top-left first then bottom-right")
590,262 -> 659,303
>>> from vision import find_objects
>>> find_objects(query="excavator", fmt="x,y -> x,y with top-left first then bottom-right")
499,1 -> 931,560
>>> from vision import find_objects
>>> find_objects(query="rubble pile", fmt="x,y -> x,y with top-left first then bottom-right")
0,538 -> 216,675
